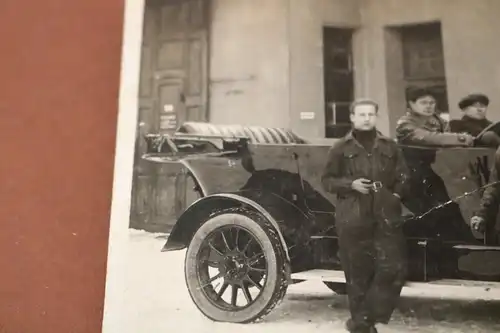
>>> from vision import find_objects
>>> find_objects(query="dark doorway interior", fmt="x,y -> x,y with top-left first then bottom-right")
322,27 -> 355,138
400,22 -> 449,114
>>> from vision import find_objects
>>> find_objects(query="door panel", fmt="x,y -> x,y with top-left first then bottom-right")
131,174 -> 154,224
187,39 -> 203,94
153,169 -> 178,217
130,0 -> 210,232
157,78 -> 184,132
139,47 -> 153,97
157,41 -> 185,70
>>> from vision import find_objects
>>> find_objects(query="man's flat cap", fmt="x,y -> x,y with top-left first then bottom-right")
458,93 -> 490,109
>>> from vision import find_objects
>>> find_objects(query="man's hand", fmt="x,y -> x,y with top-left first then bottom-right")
351,178 -> 372,194
470,216 -> 486,232
460,133 -> 475,146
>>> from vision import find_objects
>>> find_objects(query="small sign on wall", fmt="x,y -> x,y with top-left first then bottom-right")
163,104 -> 174,112
160,113 -> 177,130
300,112 -> 315,120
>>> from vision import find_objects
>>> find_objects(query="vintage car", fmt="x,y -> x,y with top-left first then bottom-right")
142,121 -> 500,324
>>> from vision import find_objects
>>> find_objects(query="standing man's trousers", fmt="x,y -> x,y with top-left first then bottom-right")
337,221 -> 407,326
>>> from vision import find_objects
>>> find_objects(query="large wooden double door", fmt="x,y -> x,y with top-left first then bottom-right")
130,0 -> 210,232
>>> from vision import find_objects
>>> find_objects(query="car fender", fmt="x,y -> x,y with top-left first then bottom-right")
162,191 -> 314,263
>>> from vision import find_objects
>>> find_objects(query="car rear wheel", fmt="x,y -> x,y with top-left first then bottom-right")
184,208 -> 288,323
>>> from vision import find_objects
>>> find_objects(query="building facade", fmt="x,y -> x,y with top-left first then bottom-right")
131,0 -> 500,231
205,0 -> 500,139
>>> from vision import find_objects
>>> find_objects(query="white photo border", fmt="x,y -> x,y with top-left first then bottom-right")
101,0 -> 145,331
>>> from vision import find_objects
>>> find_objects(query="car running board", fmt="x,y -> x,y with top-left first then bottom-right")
452,244 -> 500,251
291,269 -> 500,293
308,237 -> 500,252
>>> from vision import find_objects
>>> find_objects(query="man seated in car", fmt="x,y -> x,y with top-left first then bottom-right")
395,87 -> 477,241
450,93 -> 500,147
396,87 -> 474,147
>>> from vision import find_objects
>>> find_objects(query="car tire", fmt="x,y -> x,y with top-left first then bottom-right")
184,207 -> 288,323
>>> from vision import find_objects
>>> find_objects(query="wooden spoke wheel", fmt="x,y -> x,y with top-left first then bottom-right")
184,208 -> 288,323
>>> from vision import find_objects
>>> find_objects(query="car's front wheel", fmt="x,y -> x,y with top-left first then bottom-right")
184,208 -> 288,323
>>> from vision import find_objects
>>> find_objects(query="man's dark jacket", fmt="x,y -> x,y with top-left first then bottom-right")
450,116 -> 492,136
321,130 -> 410,226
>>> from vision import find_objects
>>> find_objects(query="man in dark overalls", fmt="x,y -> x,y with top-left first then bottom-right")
470,147 -> 500,241
321,98 -> 410,333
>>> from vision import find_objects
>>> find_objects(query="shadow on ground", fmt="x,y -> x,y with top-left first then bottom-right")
265,288 -> 500,331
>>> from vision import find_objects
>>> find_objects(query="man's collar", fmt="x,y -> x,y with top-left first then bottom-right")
461,115 -> 488,122
345,128 -> 383,140
345,128 -> 385,148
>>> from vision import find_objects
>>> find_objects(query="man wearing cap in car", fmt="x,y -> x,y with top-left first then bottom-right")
450,93 -> 500,147
322,98 -> 409,333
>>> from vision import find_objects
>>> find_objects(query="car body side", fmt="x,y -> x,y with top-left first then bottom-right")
153,137 -> 500,282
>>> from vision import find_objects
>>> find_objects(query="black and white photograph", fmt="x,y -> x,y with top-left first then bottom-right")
103,1 -> 500,332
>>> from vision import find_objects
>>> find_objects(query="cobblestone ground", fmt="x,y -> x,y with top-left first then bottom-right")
117,230 -> 500,333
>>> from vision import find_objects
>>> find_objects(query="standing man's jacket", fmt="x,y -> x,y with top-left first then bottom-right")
321,131 -> 410,226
